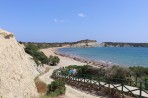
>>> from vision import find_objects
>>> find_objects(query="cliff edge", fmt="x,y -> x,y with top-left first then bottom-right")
71,39 -> 98,47
0,29 -> 39,98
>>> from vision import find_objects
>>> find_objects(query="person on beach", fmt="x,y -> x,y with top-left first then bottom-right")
72,68 -> 77,76
73,68 -> 77,75
56,70 -> 61,76
68,68 -> 72,76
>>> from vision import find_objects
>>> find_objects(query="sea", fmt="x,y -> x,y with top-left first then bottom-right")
58,47 -> 148,67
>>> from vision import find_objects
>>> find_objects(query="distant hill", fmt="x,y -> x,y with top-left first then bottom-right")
19,40 -> 148,48
19,39 -> 98,48
102,42 -> 148,47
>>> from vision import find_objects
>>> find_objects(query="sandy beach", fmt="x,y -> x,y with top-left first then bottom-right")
55,48 -> 111,68
39,47 -> 107,98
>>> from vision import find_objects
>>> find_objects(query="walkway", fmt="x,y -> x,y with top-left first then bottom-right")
55,73 -> 148,98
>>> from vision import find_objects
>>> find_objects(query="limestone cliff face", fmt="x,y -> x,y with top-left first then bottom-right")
71,39 -> 98,47
0,29 -> 39,98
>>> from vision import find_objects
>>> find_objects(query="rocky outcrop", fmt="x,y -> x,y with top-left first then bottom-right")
70,39 -> 98,47
0,29 -> 39,98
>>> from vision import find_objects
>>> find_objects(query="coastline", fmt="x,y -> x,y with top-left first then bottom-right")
55,47 -> 112,68
41,47 -> 86,67
40,47 -> 148,98
40,47 -> 106,98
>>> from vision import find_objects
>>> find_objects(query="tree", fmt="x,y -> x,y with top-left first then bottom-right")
49,56 -> 60,66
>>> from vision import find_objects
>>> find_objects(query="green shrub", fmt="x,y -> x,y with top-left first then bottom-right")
78,65 -> 90,74
25,44 -> 49,65
34,52 -> 49,64
46,79 -> 66,97
51,69 -> 58,79
129,66 -> 148,77
64,65 -> 106,77
49,55 -> 60,66
105,65 -> 131,83
64,65 -> 131,82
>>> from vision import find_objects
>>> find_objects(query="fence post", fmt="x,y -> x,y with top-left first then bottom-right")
69,75 -> 70,82
144,78 -> 148,90
139,82 -> 142,98
130,80 -> 132,86
90,76 -> 92,84
121,80 -> 124,96
145,79 -> 146,89
64,73 -> 66,83
108,81 -> 110,88
78,75 -> 79,84
84,74 -> 85,83
136,76 -> 138,86
145,78 -> 148,90
98,77 -> 100,86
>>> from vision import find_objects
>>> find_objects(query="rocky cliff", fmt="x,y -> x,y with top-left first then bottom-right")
0,29 -> 39,98
70,39 -> 98,47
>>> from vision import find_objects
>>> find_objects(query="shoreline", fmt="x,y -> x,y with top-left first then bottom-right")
40,48 -> 103,98
54,47 -> 113,68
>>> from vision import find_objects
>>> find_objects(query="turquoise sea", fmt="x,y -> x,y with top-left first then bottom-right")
58,47 -> 148,67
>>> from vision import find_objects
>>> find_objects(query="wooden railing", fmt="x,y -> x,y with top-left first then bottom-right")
53,72 -> 148,98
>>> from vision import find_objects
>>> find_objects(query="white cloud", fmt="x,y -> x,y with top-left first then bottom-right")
54,18 -> 58,23
78,13 -> 86,17
54,18 -> 64,23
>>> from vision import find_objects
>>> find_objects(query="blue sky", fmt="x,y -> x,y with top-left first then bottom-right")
0,0 -> 148,42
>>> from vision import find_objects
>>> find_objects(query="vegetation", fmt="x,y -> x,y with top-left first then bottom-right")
62,65 -> 100,75
104,65 -> 131,82
62,65 -> 148,83
104,42 -> 148,47
46,79 -> 66,97
24,44 -> 61,66
19,39 -> 96,49
129,66 -> 148,77
20,42 -> 63,49
62,65 -> 119,78
25,44 -> 49,65
129,66 -> 148,89
49,56 -> 60,66
59,65 -> 91,76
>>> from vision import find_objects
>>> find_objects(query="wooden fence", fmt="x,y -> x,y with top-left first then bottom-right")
54,72 -> 148,98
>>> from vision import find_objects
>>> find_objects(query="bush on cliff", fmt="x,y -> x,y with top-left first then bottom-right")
25,44 -> 49,65
46,79 -> 66,97
49,55 -> 60,66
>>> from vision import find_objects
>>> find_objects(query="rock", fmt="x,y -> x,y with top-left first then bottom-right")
0,29 -> 39,98
70,39 -> 98,47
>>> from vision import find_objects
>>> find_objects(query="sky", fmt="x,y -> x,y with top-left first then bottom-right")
0,0 -> 148,43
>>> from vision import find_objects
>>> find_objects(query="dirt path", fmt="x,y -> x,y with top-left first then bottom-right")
39,48 -> 106,98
